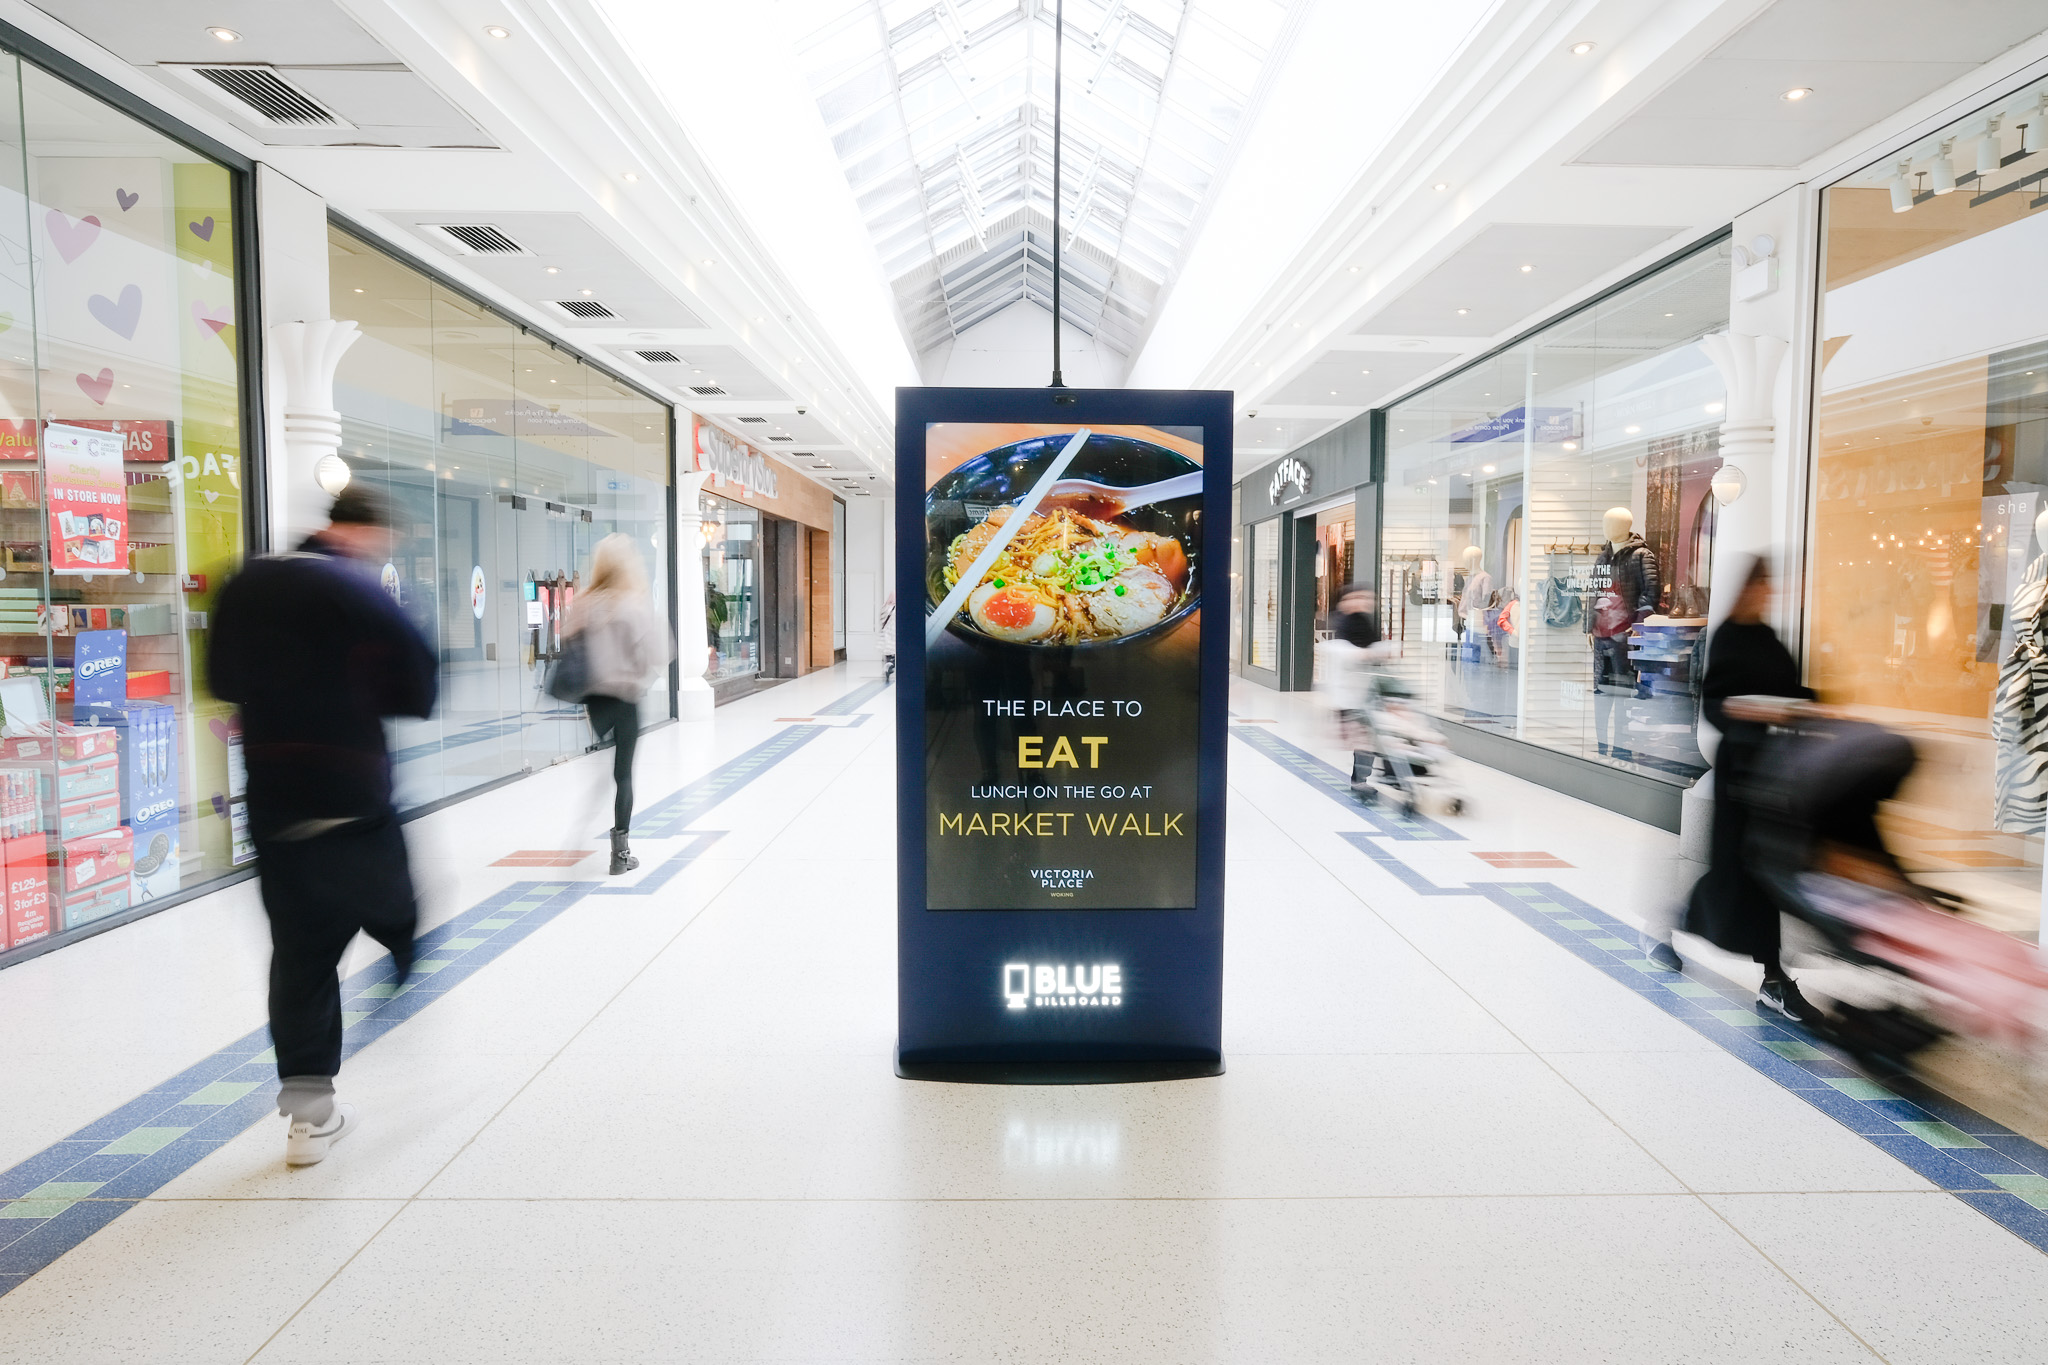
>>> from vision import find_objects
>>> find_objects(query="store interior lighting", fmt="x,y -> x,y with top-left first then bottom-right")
1931,140 -> 1956,195
1888,161 -> 1913,213
1978,118 -> 2003,175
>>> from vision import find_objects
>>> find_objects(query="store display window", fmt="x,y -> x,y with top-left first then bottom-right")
0,56 -> 252,964
1247,517 -> 1280,672
1378,237 -> 1730,785
700,493 -> 760,681
327,226 -> 672,811
1812,74 -> 2048,933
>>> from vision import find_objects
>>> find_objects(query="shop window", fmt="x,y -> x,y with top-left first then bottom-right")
701,494 -> 760,681
1378,238 -> 1731,785
1248,517 -> 1279,671
326,226 -> 672,811
0,56 -> 250,963
1813,74 -> 2048,933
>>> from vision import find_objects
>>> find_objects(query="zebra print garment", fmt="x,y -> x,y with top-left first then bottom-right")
1994,555 -> 2048,833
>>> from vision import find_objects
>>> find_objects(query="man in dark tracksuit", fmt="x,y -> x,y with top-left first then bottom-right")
210,486 -> 436,1166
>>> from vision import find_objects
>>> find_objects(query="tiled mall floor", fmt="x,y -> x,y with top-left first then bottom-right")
2,663 -> 2047,1363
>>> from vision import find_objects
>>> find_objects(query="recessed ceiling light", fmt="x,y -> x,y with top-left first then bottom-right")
208,27 -> 240,42
1329,390 -> 1337,396
1455,307 -> 1470,315
1347,265 -> 1360,273
622,171 -> 638,183
1624,424 -> 1641,434
1433,182 -> 1449,192
1781,87 -> 1812,102
545,266 -> 559,274
353,287 -> 363,293
1519,264 -> 1533,273
702,259 -> 715,267
1482,463 -> 1497,473
484,25 -> 510,39
1360,369 -> 1371,375
1570,41 -> 1596,56
581,289 -> 593,296
1664,312 -> 1673,317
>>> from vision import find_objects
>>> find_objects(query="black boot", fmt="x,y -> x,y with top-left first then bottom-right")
609,828 -> 639,876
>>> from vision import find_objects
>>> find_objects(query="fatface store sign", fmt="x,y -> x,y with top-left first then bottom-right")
695,422 -> 779,498
1267,455 -> 1310,504
895,387 -> 1231,1082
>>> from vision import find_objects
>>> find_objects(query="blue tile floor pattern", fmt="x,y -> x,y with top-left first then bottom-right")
1230,726 -> 2048,1254
0,679 -> 885,1298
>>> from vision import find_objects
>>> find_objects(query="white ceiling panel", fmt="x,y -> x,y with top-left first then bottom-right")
1263,349 -> 1455,407
614,345 -> 790,402
399,212 -> 706,330
1575,0 -> 2048,167
1354,223 -> 1684,338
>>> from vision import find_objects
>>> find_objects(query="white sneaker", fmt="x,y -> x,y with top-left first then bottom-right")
285,1102 -> 358,1167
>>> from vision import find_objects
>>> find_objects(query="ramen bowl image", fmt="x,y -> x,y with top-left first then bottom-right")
926,433 -> 1201,650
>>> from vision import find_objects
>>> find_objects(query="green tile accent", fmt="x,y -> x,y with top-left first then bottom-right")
408,960 -> 451,974
1623,958 -> 1668,974
1765,1040 -> 1828,1061
1557,918 -> 1597,930
341,1012 -> 369,1026
1667,982 -> 1721,998
441,937 -> 487,950
1588,936 -> 1633,950
1989,1174 -> 2048,1208
0,1198 -> 71,1219
1708,1010 -> 1768,1028
356,981 -> 414,999
96,1125 -> 189,1156
26,1181 -> 102,1199
1895,1120 -> 1988,1149
1826,1077 -> 1898,1100
471,920 -> 517,932
1509,887 -> 1543,898
250,1046 -> 276,1064
179,1081 -> 259,1106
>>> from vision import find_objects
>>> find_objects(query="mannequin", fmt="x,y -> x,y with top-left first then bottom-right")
1993,507 -> 2048,831
1458,546 -> 1494,660
1590,506 -> 1660,754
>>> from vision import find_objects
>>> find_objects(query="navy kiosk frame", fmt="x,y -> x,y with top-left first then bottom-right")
895,386 -> 1232,1083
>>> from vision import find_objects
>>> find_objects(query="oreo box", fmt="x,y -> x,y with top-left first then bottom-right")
108,701 -> 175,826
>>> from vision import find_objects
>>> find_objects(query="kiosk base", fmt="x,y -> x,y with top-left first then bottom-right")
895,1050 -> 1224,1085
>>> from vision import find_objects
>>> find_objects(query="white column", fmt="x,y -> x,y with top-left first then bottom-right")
1698,330 -> 1790,635
674,471 -> 715,720
268,317 -> 361,527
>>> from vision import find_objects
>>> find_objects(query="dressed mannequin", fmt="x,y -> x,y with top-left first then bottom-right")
1457,546 -> 1495,660
1993,507 -> 2048,831
1590,507 -> 1660,754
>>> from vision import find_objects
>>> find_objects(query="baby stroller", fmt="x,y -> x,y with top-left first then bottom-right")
1318,639 -> 1466,817
1745,708 -> 2048,1080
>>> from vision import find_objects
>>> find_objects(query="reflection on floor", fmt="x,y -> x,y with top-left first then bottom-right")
0,666 -> 2045,1362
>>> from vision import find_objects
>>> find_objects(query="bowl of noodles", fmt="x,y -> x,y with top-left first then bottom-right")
925,432 -> 1202,649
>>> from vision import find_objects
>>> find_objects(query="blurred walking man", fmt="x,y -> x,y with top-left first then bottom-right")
211,485 -> 437,1166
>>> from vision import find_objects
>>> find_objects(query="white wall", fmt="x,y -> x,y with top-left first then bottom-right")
927,301 -> 1129,389
843,493 -> 894,662
255,164 -> 334,548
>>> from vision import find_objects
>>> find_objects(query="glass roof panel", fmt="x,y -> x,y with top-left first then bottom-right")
785,0 -> 1298,354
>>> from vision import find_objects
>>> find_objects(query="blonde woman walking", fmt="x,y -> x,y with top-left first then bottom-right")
565,534 -> 667,874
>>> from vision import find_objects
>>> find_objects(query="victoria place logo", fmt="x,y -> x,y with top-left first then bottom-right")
1267,455 -> 1310,503
696,424 -> 780,498
1003,962 -> 1123,1011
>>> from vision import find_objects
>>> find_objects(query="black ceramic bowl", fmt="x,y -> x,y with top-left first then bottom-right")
925,432 -> 1202,649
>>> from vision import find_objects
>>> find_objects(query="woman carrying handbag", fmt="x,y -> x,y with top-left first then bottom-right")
557,534 -> 670,874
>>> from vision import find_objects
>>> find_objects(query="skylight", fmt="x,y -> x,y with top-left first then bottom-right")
784,0 -> 1296,357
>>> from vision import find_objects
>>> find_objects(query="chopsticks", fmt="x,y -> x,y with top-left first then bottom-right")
925,428 -> 1093,649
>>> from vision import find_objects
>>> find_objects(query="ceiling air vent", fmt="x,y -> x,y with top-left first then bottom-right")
436,224 -> 524,254
737,416 -> 768,424
555,299 -> 615,319
184,65 -> 345,127
768,435 -> 794,442
634,350 -> 682,363
687,385 -> 725,396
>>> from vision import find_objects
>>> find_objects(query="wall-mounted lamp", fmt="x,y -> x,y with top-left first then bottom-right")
1711,464 -> 1748,506
314,454 -> 352,497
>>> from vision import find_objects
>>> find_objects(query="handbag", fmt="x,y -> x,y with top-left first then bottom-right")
546,630 -> 592,702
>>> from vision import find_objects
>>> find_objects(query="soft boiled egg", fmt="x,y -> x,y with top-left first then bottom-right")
969,582 -> 1057,642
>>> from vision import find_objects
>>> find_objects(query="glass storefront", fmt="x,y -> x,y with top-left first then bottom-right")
0,54 -> 252,962
1248,516 -> 1280,671
700,492 -> 760,683
327,226 -> 672,811
1812,73 -> 2048,932
1379,237 -> 1731,784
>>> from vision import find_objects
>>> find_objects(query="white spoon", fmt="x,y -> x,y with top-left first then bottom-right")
1030,470 -> 1203,517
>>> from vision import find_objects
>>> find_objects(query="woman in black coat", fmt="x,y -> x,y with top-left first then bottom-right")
1682,558 -> 1819,1023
